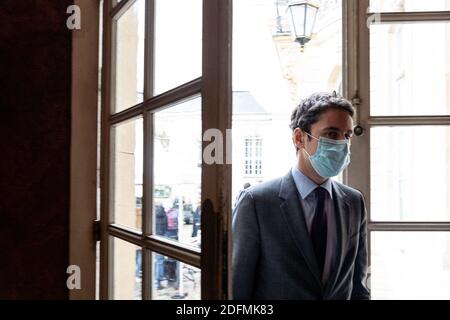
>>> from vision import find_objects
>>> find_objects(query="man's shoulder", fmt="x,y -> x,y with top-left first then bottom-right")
332,180 -> 365,201
243,176 -> 284,199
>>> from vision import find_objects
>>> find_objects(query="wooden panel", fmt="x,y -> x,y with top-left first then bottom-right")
100,0 -> 114,300
0,0 -> 72,299
70,0 -> 101,300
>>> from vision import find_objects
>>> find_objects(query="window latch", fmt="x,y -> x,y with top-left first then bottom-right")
94,220 -> 101,242
352,94 -> 365,137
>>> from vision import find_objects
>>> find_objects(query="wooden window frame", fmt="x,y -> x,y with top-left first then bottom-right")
74,0 -> 450,300
345,0 -> 450,293
70,0 -> 102,300
100,0 -> 232,300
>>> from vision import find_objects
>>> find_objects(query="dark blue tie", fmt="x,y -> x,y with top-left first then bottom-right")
311,187 -> 327,277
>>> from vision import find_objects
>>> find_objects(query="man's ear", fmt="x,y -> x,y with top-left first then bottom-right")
293,128 -> 304,150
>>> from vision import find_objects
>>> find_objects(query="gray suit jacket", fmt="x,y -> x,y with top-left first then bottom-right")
232,171 -> 370,300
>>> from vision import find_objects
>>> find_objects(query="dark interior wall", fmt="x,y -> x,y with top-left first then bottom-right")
0,0 -> 73,299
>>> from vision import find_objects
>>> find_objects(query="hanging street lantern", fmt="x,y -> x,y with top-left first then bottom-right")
287,1 -> 319,50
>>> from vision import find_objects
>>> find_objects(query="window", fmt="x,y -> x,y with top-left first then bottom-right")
243,138 -> 263,176
99,0 -> 450,301
101,0 -> 231,300
349,0 -> 450,300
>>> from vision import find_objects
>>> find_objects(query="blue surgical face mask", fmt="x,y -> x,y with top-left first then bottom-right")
303,132 -> 351,178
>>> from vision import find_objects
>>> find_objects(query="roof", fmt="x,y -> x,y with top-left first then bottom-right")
233,91 -> 268,114
161,91 -> 268,115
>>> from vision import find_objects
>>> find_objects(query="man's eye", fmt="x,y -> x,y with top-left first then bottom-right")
327,132 -> 337,139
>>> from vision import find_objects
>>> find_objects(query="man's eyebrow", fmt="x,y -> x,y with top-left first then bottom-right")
322,127 -> 354,134
322,127 -> 340,132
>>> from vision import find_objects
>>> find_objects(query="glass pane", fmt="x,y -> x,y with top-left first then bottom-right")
371,126 -> 450,222
290,4 -> 306,37
153,97 -> 202,248
112,237 -> 142,300
154,0 -> 202,94
152,253 -> 201,300
370,22 -> 450,116
111,117 -> 143,229
370,0 -> 450,12
305,5 -> 318,38
232,0 -> 343,203
114,0 -> 145,113
371,232 -> 450,300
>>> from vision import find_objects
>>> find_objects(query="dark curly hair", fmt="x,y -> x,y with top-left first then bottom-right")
290,92 -> 354,135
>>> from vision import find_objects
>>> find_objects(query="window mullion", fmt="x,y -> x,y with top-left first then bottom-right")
373,11 -> 450,23
369,222 -> 450,232
368,116 -> 450,126
111,0 -> 136,19
100,0 -> 114,300
142,0 -> 155,301
344,0 -> 371,210
202,0 -> 233,300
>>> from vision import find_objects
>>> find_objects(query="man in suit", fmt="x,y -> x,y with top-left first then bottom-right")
232,92 -> 370,300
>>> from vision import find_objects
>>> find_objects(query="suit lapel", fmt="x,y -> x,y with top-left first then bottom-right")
324,181 -> 351,296
279,172 -> 323,288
